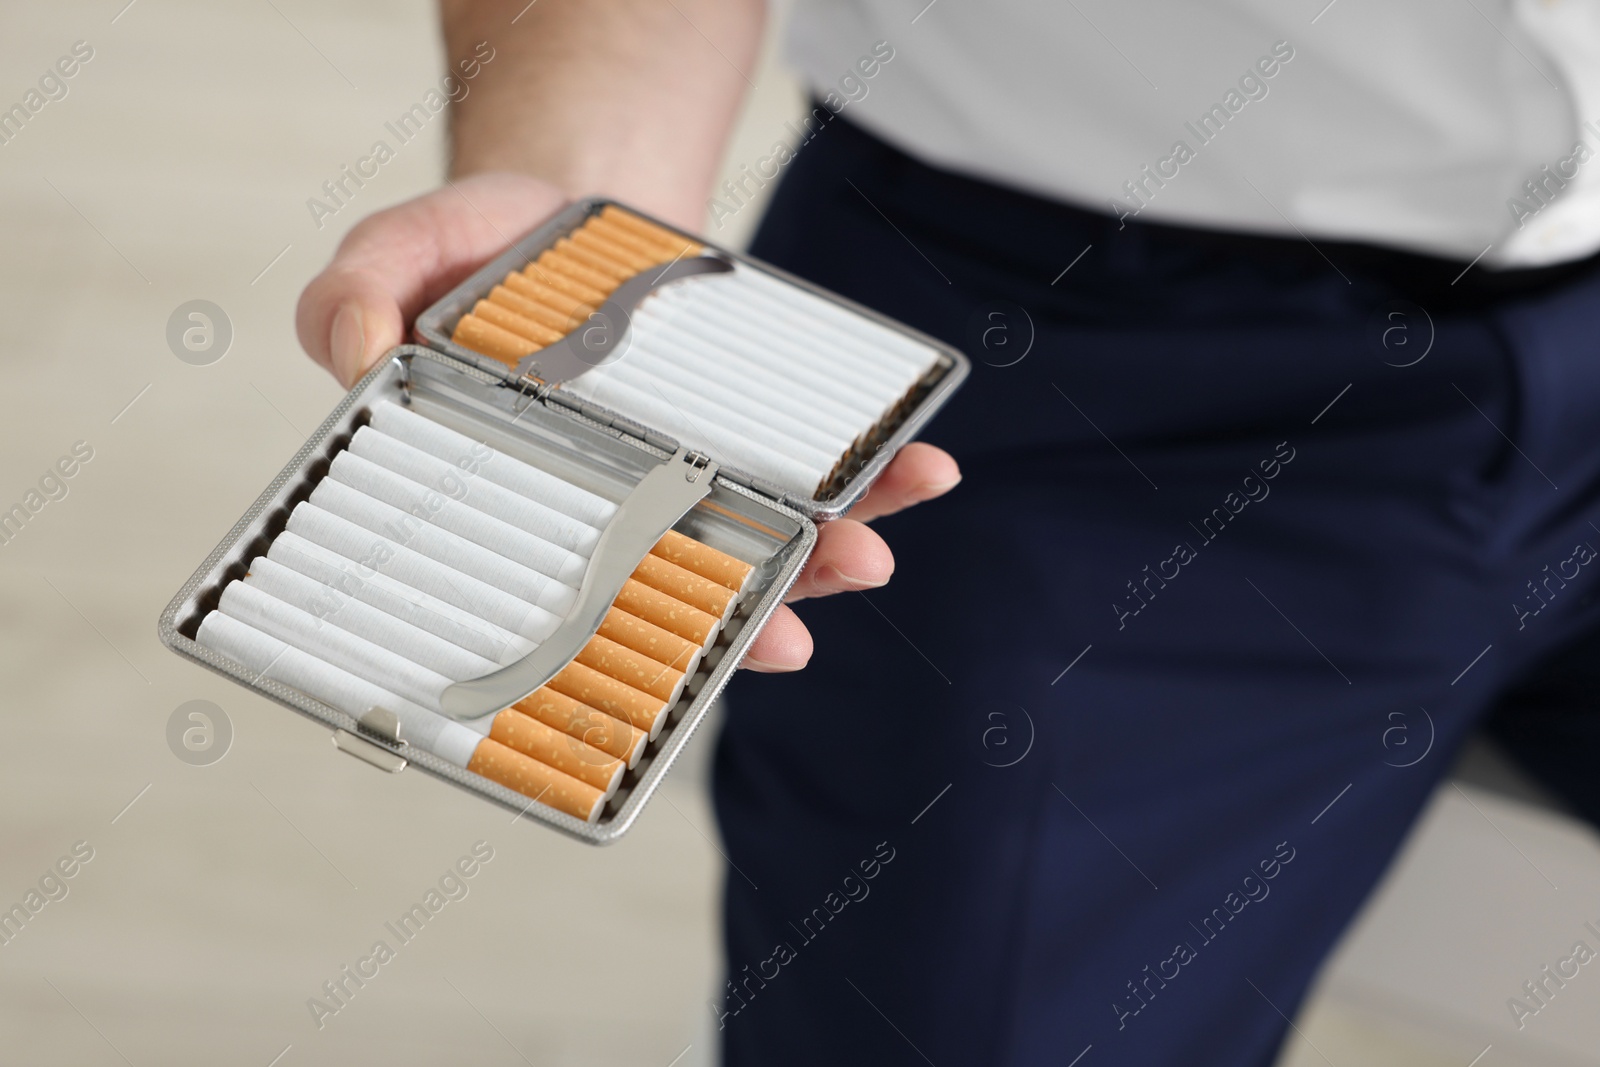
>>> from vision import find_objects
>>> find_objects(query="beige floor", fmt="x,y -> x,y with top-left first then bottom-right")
1,3 -> 1597,1065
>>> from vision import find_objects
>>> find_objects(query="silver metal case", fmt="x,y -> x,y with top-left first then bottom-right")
413,198 -> 970,520
161,199 -> 966,844
160,348 -> 815,845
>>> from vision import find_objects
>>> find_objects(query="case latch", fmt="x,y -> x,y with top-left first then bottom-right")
438,447 -> 721,721
332,730 -> 408,773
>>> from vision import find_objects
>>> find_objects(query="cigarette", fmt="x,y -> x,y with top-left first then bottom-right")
326,452 -> 588,585
561,370 -> 828,492
452,314 -> 537,364
471,299 -> 564,346
214,575 -> 626,802
568,229 -> 653,273
599,358 -> 855,460
586,216 -> 692,263
243,556 -> 500,680
512,687 -> 647,767
347,427 -> 602,555
488,284 -> 578,333
307,479 -> 579,615
632,553 -> 736,621
501,271 -> 595,320
597,606 -> 702,675
614,578 -> 719,651
368,402 -> 618,527
548,660 -> 671,738
266,533 -> 533,665
575,634 -> 686,704
596,205 -> 703,257
523,256 -> 608,306
198,610 -> 478,763
486,707 -> 626,796
642,298 -> 912,423
627,309 -> 883,419
281,510 -> 562,643
465,740 -> 605,821
217,580 -> 455,710
653,282 -> 917,399
652,529 -> 753,592
554,235 -> 637,281
536,245 -> 621,294
626,328 -> 870,442
728,269 -> 941,370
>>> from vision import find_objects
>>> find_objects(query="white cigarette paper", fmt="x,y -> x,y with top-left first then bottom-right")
197,611 -> 483,767
266,532 -> 533,665
216,581 -> 455,712
281,508 -> 561,643
326,452 -> 588,585
368,402 -> 618,527
242,557 -> 500,681
307,479 -> 579,615
347,426 -> 602,555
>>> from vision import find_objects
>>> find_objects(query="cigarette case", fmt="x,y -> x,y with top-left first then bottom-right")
159,199 -> 968,844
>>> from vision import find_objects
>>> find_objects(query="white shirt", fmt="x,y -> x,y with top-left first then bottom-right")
786,0 -> 1600,268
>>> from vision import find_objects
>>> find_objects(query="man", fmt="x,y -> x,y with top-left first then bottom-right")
297,2 -> 1600,1063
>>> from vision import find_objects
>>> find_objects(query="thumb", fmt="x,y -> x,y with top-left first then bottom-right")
307,266 -> 407,388
296,173 -> 569,387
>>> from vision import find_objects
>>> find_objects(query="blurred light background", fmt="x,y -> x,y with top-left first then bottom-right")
0,3 -> 1596,1065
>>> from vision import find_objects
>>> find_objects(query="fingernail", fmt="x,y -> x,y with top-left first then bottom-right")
329,302 -> 367,387
742,655 -> 805,673
922,475 -> 962,494
815,564 -> 886,593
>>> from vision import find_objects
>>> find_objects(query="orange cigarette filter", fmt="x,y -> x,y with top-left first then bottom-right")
452,315 -> 537,363
633,553 -> 737,620
466,736 -> 605,822
488,708 -> 624,794
487,284 -> 576,332
553,239 -> 633,283
598,606 -> 700,674
529,250 -> 612,302
471,300 -> 565,346
569,229 -> 655,274
549,660 -> 671,737
575,634 -> 685,703
500,271 -> 593,318
512,687 -> 648,767
652,529 -> 753,591
452,207 -> 705,367
615,577 -> 719,648
479,527 -> 749,810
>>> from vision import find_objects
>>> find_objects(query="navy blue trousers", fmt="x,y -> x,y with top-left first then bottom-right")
712,114 -> 1600,1066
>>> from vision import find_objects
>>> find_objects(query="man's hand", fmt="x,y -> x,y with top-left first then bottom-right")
297,171 -> 961,670
297,172 -> 566,387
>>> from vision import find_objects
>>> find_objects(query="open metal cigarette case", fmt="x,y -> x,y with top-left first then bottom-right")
160,199 -> 968,844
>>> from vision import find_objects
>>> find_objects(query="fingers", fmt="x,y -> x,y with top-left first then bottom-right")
742,604 -> 814,672
296,172 -> 568,386
740,520 -> 894,671
849,441 -> 961,523
785,519 -> 893,602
